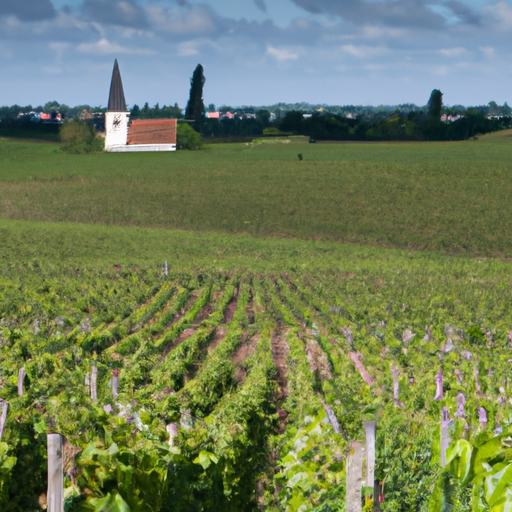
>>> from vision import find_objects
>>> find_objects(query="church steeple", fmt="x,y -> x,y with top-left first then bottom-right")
107,59 -> 127,112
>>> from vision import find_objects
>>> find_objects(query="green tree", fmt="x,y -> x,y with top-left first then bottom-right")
177,122 -> 203,150
131,104 -> 140,118
60,120 -> 103,154
279,111 -> 304,133
256,109 -> 270,127
427,89 -> 443,120
185,64 -> 206,132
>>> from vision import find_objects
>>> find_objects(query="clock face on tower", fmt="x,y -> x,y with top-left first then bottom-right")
112,114 -> 122,131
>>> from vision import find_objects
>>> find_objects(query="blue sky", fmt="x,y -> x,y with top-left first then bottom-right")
1,0 -> 511,108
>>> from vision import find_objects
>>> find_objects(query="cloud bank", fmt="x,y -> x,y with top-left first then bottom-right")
0,0 -> 510,107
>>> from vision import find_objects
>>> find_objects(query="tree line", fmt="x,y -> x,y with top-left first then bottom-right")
1,62 -> 512,143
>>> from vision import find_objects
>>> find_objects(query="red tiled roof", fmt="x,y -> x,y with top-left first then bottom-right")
127,118 -> 177,145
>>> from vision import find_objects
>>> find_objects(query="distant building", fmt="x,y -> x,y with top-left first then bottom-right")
441,114 -> 464,123
18,111 -> 62,123
207,112 -> 220,119
104,59 -> 176,152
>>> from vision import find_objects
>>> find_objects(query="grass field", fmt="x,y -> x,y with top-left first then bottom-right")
1,131 -> 512,257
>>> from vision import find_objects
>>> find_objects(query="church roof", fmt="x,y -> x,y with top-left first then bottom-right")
127,119 -> 177,145
107,59 -> 127,112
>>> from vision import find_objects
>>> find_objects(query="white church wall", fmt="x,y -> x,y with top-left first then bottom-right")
105,111 -> 130,150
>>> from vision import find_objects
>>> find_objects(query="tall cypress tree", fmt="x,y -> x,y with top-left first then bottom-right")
427,89 -> 443,120
185,64 -> 206,132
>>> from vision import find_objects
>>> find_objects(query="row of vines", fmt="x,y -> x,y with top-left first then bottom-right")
1,264 -> 512,510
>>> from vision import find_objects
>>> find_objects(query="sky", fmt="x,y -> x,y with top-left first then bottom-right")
1,0 -> 511,108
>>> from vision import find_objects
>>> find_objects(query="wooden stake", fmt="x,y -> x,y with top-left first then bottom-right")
454,392 -> 466,419
435,369 -> 443,401
90,363 -> 98,401
18,367 -> 25,397
0,400 -> 8,441
47,433 -> 64,512
166,423 -> 179,446
479,407 -> 488,430
319,397 -> 341,434
349,352 -> 374,386
346,441 -> 363,512
364,421 -> 376,495
440,407 -> 452,468
391,366 -> 402,407
112,369 -> 119,399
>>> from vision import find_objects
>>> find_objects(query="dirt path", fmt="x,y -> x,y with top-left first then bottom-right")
160,328 -> 196,358
271,330 -> 290,399
303,336 -> 332,380
221,300 -> 237,324
232,333 -> 259,383
183,327 -> 229,383
193,305 -> 213,325
161,294 -> 198,331
207,327 -> 228,355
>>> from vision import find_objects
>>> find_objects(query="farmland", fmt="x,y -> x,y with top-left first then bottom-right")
1,134 -> 512,511
1,131 -> 512,256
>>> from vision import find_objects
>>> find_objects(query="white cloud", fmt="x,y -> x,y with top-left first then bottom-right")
177,40 -> 200,56
341,44 -> 388,58
77,38 -> 155,55
439,47 -> 467,57
483,1 -> 512,30
479,46 -> 495,58
145,5 -> 217,35
49,41 -> 68,63
266,46 -> 299,61
361,26 -> 407,39
176,38 -> 218,57
432,65 -> 449,75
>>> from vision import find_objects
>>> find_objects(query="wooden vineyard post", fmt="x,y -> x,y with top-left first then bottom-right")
435,369 -> 443,401
391,366 -> 402,407
90,363 -> 98,401
164,261 -> 169,277
440,407 -> 452,468
167,423 -> 179,446
346,441 -> 363,512
479,407 -> 488,430
364,421 -> 377,510
112,369 -> 119,399
0,400 -> 8,441
18,367 -> 25,397
47,433 -> 64,512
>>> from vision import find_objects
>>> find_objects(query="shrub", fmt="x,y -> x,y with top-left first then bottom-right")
177,122 -> 202,150
262,127 -> 282,135
60,120 -> 103,154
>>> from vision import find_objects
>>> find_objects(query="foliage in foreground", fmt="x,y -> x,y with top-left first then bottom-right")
0,259 -> 512,510
60,120 -> 103,154
177,122 -> 203,150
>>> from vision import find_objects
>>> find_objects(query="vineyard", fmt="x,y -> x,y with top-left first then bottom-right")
1,262 -> 512,511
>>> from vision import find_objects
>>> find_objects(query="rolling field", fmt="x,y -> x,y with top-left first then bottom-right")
1,131 -> 512,256
1,134 -> 512,511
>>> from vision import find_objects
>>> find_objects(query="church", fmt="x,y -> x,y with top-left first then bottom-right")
104,60 -> 177,152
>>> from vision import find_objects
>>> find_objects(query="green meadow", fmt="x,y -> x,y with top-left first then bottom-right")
1,131 -> 512,258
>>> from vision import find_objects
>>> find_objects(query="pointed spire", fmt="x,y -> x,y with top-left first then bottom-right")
107,59 -> 127,112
